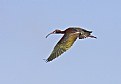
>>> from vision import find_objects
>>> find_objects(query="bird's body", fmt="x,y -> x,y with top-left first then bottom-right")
45,27 -> 96,62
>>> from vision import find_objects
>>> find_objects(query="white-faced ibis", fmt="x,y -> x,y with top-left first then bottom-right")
45,27 -> 97,62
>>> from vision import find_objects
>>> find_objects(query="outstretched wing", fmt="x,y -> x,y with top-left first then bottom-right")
46,32 -> 79,62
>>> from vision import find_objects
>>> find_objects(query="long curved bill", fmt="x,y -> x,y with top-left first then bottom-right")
46,31 -> 55,38
46,33 -> 51,38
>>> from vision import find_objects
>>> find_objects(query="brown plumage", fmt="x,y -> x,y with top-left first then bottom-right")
45,27 -> 97,62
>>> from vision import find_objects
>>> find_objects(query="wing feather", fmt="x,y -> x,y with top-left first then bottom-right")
46,33 -> 79,62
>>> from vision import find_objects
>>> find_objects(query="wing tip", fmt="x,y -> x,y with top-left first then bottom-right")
43,59 -> 48,63
43,59 -> 52,63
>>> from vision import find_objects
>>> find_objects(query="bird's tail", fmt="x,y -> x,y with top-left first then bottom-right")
89,35 -> 97,39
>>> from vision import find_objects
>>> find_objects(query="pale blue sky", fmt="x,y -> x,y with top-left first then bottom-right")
0,0 -> 121,84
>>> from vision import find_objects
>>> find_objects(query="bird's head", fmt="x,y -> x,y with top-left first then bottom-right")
46,29 -> 64,38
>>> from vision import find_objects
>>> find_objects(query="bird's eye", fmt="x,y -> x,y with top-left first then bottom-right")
53,30 -> 58,33
53,31 -> 56,33
55,30 -> 61,33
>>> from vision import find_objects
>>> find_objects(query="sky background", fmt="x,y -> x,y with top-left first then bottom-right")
0,0 -> 121,84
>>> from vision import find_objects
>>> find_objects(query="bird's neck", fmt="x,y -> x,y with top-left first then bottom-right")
56,30 -> 65,34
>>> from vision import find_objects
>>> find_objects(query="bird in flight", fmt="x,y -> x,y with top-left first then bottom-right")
45,27 -> 97,62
